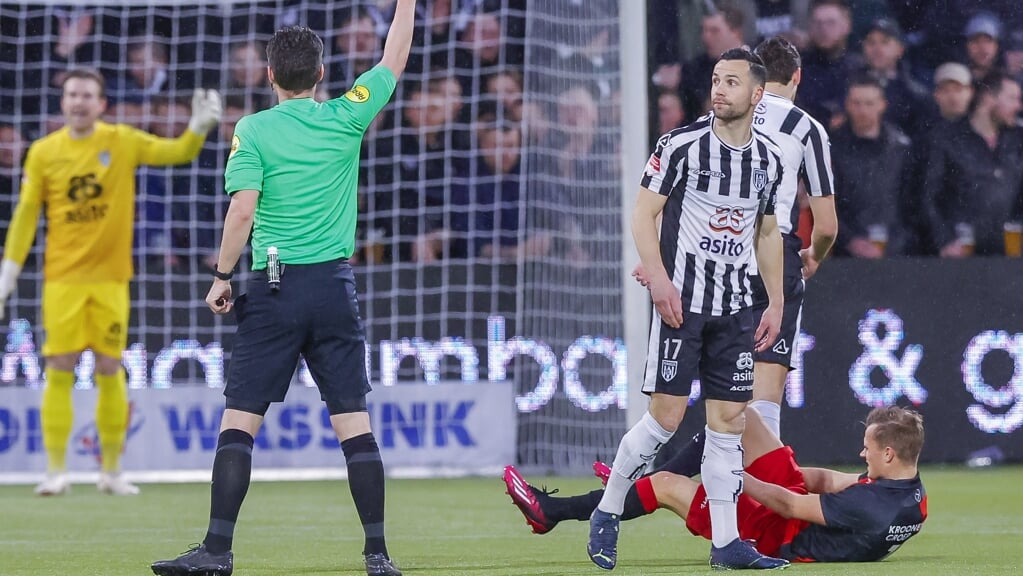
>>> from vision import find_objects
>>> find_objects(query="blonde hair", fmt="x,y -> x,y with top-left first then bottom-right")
865,406 -> 925,463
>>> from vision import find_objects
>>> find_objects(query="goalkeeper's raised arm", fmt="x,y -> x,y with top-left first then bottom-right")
380,0 -> 416,81
134,88 -> 223,166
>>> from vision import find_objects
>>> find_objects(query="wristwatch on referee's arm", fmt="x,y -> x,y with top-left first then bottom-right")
212,268 -> 233,281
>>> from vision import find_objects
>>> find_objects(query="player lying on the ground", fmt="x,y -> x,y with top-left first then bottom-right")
504,406 -> 927,563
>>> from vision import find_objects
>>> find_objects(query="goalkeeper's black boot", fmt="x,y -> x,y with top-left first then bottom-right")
365,553 -> 402,576
151,544 -> 233,576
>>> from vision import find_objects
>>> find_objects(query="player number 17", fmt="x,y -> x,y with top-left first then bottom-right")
663,338 -> 682,360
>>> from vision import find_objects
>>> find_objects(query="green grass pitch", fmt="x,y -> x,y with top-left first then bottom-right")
1,466 -> 1021,575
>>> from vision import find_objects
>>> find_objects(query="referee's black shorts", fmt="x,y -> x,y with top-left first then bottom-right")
224,258 -> 371,412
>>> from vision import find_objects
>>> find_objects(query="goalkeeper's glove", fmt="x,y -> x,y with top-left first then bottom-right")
189,88 -> 223,134
0,259 -> 22,321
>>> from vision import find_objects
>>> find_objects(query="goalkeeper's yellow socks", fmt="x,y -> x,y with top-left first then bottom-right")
95,369 -> 128,473
41,367 -> 75,473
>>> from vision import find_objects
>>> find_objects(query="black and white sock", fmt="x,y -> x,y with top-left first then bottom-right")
702,426 -> 744,548
597,412 -> 673,515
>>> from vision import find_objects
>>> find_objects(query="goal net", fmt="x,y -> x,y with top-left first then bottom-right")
0,0 -> 627,474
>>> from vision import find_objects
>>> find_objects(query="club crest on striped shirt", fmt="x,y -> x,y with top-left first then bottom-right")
753,168 -> 768,192
661,359 -> 678,381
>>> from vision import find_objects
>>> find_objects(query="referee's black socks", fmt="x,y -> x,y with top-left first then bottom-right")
341,432 -> 389,557
204,428 -> 255,554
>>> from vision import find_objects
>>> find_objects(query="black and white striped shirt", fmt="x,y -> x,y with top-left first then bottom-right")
641,114 -> 784,316
754,92 -> 834,236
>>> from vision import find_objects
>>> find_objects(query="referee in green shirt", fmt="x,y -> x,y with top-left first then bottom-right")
152,4 -> 415,576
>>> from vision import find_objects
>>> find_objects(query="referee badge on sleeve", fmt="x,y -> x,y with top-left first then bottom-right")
344,85 -> 371,103
752,168 -> 767,192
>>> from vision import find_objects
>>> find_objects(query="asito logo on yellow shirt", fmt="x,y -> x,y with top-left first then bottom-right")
344,85 -> 371,103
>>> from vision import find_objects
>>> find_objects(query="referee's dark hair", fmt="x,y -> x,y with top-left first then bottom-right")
718,47 -> 768,88
266,26 -> 324,92
754,36 -> 801,85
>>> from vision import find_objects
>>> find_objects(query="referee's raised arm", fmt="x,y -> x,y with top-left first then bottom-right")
380,0 -> 416,81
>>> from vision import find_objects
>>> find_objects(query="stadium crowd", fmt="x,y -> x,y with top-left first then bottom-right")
1,0 -> 1022,267
1,0 -> 618,269
651,0 -> 1023,257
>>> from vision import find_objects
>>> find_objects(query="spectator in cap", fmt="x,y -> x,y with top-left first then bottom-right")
964,11 -> 1003,81
859,17 -> 933,137
919,71 -> 1023,257
932,62 -> 973,122
901,61 -> 976,255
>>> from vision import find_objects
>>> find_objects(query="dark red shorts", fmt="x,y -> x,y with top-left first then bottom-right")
685,446 -> 811,556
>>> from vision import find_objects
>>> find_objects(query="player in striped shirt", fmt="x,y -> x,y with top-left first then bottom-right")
588,48 -> 788,571
633,37 -> 836,438
745,36 -> 837,439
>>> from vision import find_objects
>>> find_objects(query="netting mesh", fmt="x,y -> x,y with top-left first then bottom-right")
0,0 -> 626,472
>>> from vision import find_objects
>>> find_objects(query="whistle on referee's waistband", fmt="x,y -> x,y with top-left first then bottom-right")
267,246 -> 282,292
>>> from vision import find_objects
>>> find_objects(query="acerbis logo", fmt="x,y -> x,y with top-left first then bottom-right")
689,168 -> 726,179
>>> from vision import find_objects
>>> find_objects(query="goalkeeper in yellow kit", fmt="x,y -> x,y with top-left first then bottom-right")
0,68 -> 222,496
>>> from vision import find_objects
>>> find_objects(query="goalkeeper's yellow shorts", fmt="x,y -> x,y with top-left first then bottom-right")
42,281 -> 129,359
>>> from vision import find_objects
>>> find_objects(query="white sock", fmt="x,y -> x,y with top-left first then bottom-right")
749,400 -> 781,439
702,425 -> 743,547
709,501 -> 739,548
597,412 -> 673,515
